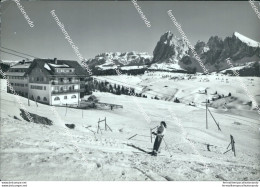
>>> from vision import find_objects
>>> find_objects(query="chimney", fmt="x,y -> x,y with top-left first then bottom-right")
21,60 -> 25,64
54,58 -> 57,64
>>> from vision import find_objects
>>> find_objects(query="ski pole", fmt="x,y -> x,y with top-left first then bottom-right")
163,138 -> 173,157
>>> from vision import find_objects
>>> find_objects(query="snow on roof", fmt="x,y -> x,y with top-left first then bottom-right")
44,63 -> 51,71
48,63 -> 69,68
5,72 -> 26,76
11,63 -> 31,68
234,32 -> 260,48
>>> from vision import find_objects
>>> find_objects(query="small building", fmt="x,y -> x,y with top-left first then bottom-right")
5,60 -> 31,97
6,58 -> 88,106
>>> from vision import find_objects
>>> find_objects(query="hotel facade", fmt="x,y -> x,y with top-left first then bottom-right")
6,58 -> 88,106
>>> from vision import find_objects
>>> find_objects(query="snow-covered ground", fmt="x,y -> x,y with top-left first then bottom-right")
148,63 -> 185,71
0,73 -> 260,180
95,72 -> 260,114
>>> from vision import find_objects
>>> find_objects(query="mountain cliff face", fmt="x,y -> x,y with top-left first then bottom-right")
149,31 -> 189,71
152,31 -> 189,64
85,31 -> 259,74
152,31 -> 260,73
86,52 -> 152,70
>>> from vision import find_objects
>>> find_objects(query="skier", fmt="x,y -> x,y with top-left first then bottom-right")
151,121 -> 167,156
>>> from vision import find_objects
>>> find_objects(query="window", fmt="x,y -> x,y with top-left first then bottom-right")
30,85 -> 43,90
64,96 -> 67,99
37,77 -> 39,81
37,96 -> 41,101
54,97 -> 60,101
43,97 -> 47,102
44,86 -> 46,90
71,95 -> 76,99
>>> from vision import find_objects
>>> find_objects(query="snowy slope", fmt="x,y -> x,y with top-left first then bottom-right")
234,32 -> 260,48
220,62 -> 256,72
148,62 -> 186,71
1,75 -> 260,180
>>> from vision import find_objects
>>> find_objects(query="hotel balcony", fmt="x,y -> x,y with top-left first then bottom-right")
51,88 -> 85,95
50,80 -> 84,85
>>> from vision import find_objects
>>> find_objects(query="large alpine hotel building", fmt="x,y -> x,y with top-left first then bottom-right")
6,58 -> 88,106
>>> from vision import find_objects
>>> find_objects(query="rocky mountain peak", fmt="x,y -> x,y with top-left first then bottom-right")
151,31 -> 260,73
207,36 -> 224,50
152,31 -> 189,64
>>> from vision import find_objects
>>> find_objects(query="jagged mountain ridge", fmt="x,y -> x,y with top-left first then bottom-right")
85,31 -> 260,74
86,52 -> 152,70
152,31 -> 260,73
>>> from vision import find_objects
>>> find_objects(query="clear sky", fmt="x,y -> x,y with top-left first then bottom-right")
1,1 -> 260,61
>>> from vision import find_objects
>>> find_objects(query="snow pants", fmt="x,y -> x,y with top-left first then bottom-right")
153,135 -> 163,153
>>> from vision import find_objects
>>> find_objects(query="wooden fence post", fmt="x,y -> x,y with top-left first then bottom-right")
207,108 -> 221,131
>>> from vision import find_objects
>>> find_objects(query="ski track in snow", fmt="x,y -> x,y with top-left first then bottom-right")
0,73 -> 260,180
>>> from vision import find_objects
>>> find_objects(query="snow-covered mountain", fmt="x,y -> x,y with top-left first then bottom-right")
151,31 -> 260,73
85,31 -> 259,74
152,31 -> 189,64
233,32 -> 260,48
150,31 -> 189,71
86,52 -> 152,71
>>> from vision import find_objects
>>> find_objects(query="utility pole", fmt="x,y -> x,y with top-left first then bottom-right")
206,99 -> 208,129
27,75 -> 30,106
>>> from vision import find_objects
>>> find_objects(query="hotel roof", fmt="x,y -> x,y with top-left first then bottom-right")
26,59 -> 89,76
